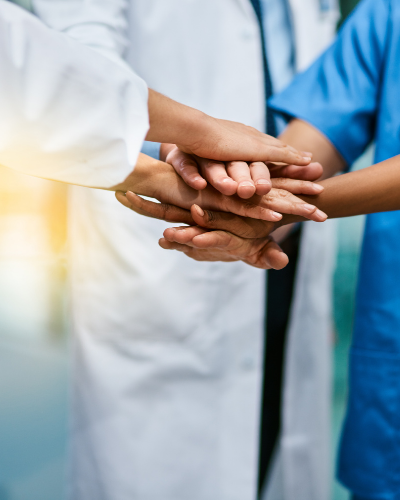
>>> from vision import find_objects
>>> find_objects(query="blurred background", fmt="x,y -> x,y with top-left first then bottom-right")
0,1 -> 362,499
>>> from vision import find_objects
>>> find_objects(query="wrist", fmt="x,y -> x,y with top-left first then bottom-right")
147,89 -> 210,146
176,110 -> 212,151
113,153 -> 173,199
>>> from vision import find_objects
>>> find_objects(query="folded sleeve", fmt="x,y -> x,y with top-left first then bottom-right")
269,0 -> 390,166
0,0 -> 149,188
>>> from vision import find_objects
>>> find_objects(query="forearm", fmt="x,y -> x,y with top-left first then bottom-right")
279,119 -> 346,180
145,90 -> 209,145
280,155 -> 400,226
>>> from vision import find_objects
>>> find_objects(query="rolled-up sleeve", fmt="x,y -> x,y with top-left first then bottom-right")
0,1 -> 149,188
269,0 -> 389,166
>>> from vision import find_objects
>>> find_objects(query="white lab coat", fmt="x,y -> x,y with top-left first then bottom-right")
0,0 -> 148,188
32,1 -> 339,499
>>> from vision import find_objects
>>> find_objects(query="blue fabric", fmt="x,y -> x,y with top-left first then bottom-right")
271,0 -> 400,497
140,141 -> 161,160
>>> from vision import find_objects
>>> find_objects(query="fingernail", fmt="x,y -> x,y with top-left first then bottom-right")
256,180 -> 271,186
302,156 -> 312,161
240,181 -> 254,187
272,211 -> 282,220
194,205 -> 205,217
312,184 -> 324,192
303,203 -> 316,212
316,209 -> 327,219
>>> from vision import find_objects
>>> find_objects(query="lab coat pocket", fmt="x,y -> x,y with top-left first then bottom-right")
338,348 -> 400,497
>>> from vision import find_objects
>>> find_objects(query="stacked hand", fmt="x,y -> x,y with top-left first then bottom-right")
115,150 -> 326,270
115,113 -> 327,270
161,143 -> 323,198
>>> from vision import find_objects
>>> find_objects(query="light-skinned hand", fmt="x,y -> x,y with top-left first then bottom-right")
161,143 -> 323,199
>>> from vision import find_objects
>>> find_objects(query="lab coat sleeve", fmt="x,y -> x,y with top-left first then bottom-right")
32,2 -> 164,163
269,0 -> 390,166
32,0 -> 130,62
0,0 -> 149,188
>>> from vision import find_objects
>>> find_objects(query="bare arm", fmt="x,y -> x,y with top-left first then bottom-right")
286,154 -> 400,222
161,117 -> 344,200
145,91 -> 314,166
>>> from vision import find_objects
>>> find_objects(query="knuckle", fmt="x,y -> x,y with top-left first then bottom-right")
204,161 -> 223,171
180,158 -> 196,167
160,203 -> 174,220
204,210 -> 216,224
243,201 -> 256,212
280,191 -> 289,199
179,161 -> 197,174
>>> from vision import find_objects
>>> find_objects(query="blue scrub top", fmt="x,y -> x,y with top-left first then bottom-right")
270,0 -> 400,497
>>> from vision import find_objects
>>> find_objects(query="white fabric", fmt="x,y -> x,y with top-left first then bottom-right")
32,1 -> 339,499
262,220 -> 337,500
34,2 -> 266,499
262,3 -> 340,500
0,0 -> 148,188
261,0 -> 295,93
290,0 -> 340,71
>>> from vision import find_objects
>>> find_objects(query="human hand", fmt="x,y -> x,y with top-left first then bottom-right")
116,193 -> 288,269
161,143 -> 323,199
147,91 -> 311,171
115,157 -> 327,224
160,225 -> 289,270
177,117 -> 313,168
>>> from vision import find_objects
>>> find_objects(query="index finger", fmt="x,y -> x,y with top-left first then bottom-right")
269,162 -> 323,182
117,191 -> 195,225
259,144 -> 312,166
196,157 -> 238,196
166,148 -> 207,190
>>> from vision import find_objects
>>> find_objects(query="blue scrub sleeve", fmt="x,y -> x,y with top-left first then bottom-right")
140,141 -> 161,160
269,0 -> 390,167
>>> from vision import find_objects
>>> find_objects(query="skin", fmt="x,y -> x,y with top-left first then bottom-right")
160,119 -> 340,198
160,119 -> 342,244
145,90 -> 313,167
120,120 -> 400,269
113,153 -> 327,224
